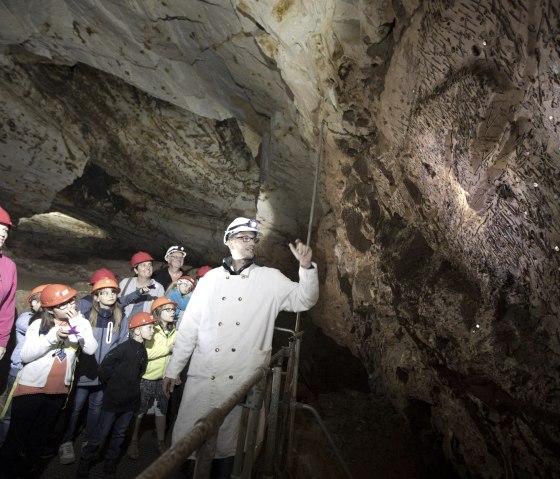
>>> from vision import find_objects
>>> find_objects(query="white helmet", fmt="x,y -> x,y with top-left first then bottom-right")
164,245 -> 186,262
223,217 -> 260,244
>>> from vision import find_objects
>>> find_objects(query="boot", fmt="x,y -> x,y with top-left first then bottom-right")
126,440 -> 139,460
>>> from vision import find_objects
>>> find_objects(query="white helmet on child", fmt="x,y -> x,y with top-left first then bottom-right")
223,217 -> 260,244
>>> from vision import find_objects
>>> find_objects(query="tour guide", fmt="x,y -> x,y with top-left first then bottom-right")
163,217 -> 319,475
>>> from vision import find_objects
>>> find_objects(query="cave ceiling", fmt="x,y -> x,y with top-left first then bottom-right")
1,1 -> 560,477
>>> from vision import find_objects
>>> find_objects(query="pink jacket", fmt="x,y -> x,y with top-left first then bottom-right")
0,252 -> 17,347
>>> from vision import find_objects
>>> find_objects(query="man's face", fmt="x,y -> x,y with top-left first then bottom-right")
0,225 -> 8,250
227,231 -> 259,260
168,252 -> 185,268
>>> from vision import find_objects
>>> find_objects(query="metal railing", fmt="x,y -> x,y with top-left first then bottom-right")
136,326 -> 354,479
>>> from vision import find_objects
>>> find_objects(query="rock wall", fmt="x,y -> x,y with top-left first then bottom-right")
315,1 -> 560,477
0,0 -> 559,477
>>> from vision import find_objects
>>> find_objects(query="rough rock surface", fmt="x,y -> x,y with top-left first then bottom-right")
1,1 -> 559,478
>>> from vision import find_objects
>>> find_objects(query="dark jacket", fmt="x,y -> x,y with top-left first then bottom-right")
99,338 -> 148,413
74,304 -> 129,387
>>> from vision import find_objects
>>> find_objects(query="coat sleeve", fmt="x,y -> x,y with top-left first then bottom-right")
275,263 -> 320,313
99,344 -> 122,384
144,330 -> 171,360
0,259 -> 17,347
70,314 -> 98,355
20,321 -> 59,364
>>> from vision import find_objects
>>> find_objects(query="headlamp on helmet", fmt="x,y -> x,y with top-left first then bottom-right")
223,217 -> 261,244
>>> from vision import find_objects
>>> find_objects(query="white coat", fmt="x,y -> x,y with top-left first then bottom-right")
165,262 -> 319,458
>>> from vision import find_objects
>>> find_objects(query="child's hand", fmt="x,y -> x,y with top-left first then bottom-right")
63,307 -> 79,321
57,327 -> 70,341
168,341 -> 175,353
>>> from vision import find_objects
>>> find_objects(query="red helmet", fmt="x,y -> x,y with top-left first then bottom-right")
130,251 -> 154,270
89,268 -> 117,285
26,284 -> 49,305
91,278 -> 121,294
128,312 -> 157,329
177,275 -> 195,286
150,296 -> 178,313
0,206 -> 14,228
196,265 -> 212,278
40,284 -> 77,308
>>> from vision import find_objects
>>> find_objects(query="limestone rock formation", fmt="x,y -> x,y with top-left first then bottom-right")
0,1 -> 559,477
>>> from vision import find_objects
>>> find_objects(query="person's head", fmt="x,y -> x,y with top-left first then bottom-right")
150,296 -> 177,326
89,268 -> 117,286
223,217 -> 261,261
130,251 -> 154,279
26,284 -> 49,313
89,278 -> 122,329
129,312 -> 156,342
0,206 -> 14,250
91,278 -> 120,308
40,284 -> 78,328
196,265 -> 212,279
177,276 -> 195,295
164,246 -> 186,269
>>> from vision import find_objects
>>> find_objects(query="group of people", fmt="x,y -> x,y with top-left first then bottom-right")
0,207 -> 319,479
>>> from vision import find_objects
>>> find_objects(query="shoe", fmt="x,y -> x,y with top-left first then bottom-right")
126,440 -> 139,460
103,459 -> 117,479
157,440 -> 166,454
76,459 -> 90,478
59,441 -> 75,465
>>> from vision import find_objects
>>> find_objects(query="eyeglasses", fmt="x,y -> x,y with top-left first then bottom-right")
162,307 -> 176,313
55,298 -> 76,310
233,235 -> 260,244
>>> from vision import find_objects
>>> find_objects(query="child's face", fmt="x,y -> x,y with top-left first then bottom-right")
159,305 -> 175,324
95,288 -> 118,307
52,298 -> 78,320
139,323 -> 154,341
178,282 -> 193,295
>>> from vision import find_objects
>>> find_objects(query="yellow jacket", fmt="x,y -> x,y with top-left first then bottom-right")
143,323 -> 176,380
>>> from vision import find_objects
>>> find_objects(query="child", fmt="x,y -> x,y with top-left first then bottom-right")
127,297 -> 177,459
0,284 -> 47,447
76,311 -> 156,479
166,275 -> 195,323
58,277 -> 129,465
0,284 -> 97,478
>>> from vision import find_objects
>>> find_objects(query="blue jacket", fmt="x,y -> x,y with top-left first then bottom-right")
74,304 -> 129,387
9,311 -> 35,377
166,289 -> 192,320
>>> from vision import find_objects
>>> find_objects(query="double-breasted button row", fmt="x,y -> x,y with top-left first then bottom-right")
219,296 -> 244,301
210,375 -> 234,380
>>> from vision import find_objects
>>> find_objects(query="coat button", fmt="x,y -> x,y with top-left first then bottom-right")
236,321 -> 240,326
226,275 -> 230,279
215,348 -> 220,352
229,375 -> 233,379
231,348 -> 236,352
221,296 -> 226,301
238,297 -> 242,301
211,376 -> 215,380
218,322 -> 223,326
